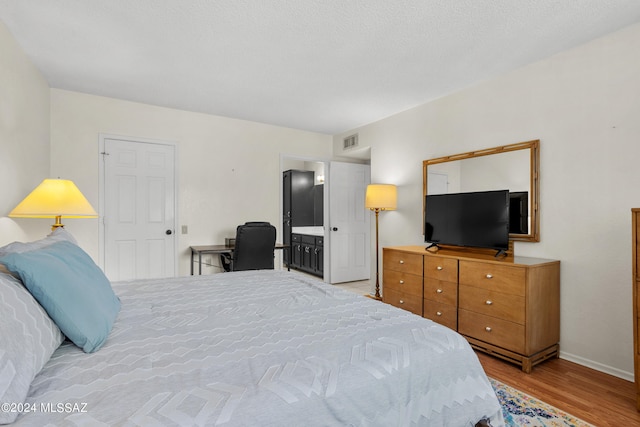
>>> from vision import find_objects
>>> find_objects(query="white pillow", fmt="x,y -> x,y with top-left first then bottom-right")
0,227 -> 78,257
0,273 -> 65,424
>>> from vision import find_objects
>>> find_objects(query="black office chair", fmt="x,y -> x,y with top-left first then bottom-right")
220,222 -> 276,271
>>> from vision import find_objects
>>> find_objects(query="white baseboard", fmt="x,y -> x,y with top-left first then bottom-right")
559,350 -> 634,382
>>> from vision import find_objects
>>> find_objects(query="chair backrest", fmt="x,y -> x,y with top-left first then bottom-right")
232,222 -> 277,271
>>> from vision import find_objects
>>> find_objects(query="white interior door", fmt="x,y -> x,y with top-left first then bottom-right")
328,162 -> 370,283
102,137 -> 177,281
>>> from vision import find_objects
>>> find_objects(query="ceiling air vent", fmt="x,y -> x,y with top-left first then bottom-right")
343,134 -> 359,150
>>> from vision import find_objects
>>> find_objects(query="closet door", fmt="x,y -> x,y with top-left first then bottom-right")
102,137 -> 177,281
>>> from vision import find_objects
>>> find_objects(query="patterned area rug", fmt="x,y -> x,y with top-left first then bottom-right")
490,378 -> 594,427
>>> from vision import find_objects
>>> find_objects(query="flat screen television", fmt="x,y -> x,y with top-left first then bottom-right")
425,190 -> 510,254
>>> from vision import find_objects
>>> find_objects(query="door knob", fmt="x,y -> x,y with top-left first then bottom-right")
166,230 -> 173,235
332,227 -> 338,231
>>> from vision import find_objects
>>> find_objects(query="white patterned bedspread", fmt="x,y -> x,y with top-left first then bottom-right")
15,270 -> 503,426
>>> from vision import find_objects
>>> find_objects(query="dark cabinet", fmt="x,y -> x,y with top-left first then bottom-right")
291,234 -> 302,268
283,169 -> 325,274
314,237 -> 323,276
292,234 -> 323,277
283,170 -> 314,266
283,170 -> 314,226
283,218 -> 291,264
301,235 -> 315,272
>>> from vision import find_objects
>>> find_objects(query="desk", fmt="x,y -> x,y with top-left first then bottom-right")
190,243 -> 288,275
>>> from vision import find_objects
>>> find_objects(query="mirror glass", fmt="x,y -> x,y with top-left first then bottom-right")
423,140 -> 539,242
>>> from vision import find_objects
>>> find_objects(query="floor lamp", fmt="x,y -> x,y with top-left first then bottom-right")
365,184 -> 397,300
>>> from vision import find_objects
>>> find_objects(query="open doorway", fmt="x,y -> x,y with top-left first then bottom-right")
281,157 -> 328,280
280,155 -> 372,284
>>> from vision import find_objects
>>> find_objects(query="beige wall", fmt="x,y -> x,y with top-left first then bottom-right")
0,17 -> 332,277
49,89 -> 332,275
0,22 -> 51,245
334,22 -> 640,379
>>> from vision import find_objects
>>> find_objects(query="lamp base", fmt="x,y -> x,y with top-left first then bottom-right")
51,215 -> 65,231
364,294 -> 382,301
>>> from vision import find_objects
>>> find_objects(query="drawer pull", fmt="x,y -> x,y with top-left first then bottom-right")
399,260 -> 405,264
399,280 -> 404,284
485,300 -> 493,305
486,274 -> 493,279
485,327 -> 492,332
436,289 -> 443,293
436,311 -> 442,316
399,300 -> 404,304
436,266 -> 443,271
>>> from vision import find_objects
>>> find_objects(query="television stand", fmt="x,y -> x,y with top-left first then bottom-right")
495,249 -> 507,258
382,245 -> 560,373
425,243 -> 440,251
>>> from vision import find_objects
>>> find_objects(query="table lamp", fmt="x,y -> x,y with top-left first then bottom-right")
365,184 -> 397,300
9,179 -> 98,231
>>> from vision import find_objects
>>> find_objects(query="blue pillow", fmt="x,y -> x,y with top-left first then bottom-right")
0,241 -> 120,353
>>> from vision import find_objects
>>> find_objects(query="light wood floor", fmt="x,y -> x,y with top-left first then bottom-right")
477,352 -> 640,426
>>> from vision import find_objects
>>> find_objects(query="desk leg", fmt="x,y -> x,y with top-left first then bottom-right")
198,252 -> 203,275
190,250 -> 194,275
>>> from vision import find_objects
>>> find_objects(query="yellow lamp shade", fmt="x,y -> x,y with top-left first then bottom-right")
9,179 -> 97,229
365,184 -> 397,210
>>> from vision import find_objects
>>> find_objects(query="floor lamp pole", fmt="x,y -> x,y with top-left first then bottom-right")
366,183 -> 396,301
374,208 -> 381,300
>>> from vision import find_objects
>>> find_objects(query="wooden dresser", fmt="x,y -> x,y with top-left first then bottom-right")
383,246 -> 560,373
423,255 -> 458,330
632,209 -> 640,409
382,248 -> 423,316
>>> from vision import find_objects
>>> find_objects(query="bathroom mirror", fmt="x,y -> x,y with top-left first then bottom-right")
423,140 -> 540,242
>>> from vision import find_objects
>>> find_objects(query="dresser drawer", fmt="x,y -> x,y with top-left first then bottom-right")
459,309 -> 525,354
424,257 -> 458,282
423,300 -> 457,330
383,288 -> 422,316
459,260 -> 526,296
423,278 -> 457,306
383,250 -> 423,275
383,270 -> 422,297
459,285 -> 525,324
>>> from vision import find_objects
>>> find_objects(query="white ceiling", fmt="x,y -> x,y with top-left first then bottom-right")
2,1 -> 640,135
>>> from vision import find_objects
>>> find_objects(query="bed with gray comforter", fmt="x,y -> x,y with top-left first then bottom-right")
12,270 -> 503,426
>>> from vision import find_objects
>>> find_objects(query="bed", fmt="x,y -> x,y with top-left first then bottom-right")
1,230 -> 504,426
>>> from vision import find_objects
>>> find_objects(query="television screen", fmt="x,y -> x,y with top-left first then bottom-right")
425,190 -> 510,251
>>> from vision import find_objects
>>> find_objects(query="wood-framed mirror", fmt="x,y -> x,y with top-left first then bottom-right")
423,140 -> 540,242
